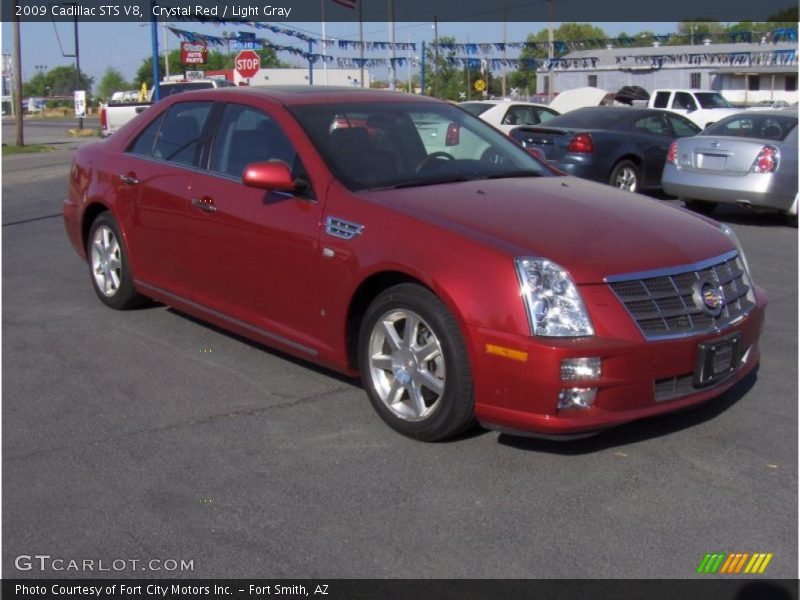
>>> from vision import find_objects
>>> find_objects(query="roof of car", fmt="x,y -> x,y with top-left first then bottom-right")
189,85 -> 440,106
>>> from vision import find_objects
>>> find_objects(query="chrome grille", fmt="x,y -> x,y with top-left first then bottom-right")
607,251 -> 755,340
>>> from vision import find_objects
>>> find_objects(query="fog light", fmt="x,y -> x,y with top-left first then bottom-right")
557,387 -> 596,410
560,357 -> 601,381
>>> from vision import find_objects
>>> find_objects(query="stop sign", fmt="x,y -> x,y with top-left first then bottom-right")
235,50 -> 261,79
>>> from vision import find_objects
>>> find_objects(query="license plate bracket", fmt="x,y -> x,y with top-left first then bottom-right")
694,332 -> 742,387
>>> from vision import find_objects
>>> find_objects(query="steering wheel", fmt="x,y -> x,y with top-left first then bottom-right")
480,146 -> 505,165
417,151 -> 455,172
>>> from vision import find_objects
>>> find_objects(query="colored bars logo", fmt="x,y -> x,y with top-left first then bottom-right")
697,553 -> 773,574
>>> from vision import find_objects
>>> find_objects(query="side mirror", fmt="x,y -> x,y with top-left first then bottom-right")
242,161 -> 295,191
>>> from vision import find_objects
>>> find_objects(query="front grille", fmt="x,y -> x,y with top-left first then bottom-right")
608,251 -> 755,340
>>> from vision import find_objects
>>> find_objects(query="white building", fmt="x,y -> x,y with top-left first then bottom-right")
233,67 -> 371,88
537,41 -> 798,105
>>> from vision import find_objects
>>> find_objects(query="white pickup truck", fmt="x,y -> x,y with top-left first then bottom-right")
647,89 -> 741,129
100,79 -> 236,136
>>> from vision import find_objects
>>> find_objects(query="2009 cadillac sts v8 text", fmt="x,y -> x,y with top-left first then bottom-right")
63,87 -> 766,441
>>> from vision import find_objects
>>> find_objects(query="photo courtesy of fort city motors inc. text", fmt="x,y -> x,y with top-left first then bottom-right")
0,0 -> 798,597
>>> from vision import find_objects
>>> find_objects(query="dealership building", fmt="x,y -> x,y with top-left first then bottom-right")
537,41 -> 798,105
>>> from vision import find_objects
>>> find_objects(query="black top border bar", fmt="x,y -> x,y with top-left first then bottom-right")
3,0 -> 798,23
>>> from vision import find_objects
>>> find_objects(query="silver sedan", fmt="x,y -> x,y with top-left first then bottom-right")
662,110 -> 798,224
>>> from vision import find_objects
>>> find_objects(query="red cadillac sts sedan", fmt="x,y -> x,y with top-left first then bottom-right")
63,87 -> 766,441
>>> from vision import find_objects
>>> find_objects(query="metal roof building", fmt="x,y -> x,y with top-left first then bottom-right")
536,41 -> 798,105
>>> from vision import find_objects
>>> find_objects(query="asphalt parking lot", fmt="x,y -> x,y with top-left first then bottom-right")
2,119 -> 797,578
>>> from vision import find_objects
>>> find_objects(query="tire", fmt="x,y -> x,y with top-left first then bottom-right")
358,283 -> 475,442
87,212 -> 145,310
684,199 -> 717,216
609,160 -> 640,193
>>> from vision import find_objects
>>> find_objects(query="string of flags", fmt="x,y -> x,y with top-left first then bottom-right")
616,49 -> 798,67
173,14 -> 797,55
168,25 -> 797,72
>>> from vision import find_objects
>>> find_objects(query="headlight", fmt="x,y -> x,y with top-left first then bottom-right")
718,224 -> 753,283
515,258 -> 594,337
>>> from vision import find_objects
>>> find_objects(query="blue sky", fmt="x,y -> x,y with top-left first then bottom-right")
1,21 -> 680,84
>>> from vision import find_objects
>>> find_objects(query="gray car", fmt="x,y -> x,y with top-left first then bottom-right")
662,110 -> 798,224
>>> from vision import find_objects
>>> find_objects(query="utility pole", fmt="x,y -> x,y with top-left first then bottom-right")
501,0 -> 508,97
163,23 -> 170,79
388,0 -> 395,91
547,0 -> 554,102
433,17 -> 439,98
74,17 -> 83,129
12,10 -> 23,146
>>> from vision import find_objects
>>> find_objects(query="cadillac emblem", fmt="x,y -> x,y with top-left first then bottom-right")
693,278 -> 725,317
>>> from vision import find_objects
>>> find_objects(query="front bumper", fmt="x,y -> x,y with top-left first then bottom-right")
662,164 -> 794,212
469,285 -> 766,437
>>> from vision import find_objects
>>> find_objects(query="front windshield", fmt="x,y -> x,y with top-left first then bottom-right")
290,101 -> 551,191
695,93 -> 732,109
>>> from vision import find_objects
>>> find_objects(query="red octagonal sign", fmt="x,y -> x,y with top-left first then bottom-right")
235,50 -> 261,79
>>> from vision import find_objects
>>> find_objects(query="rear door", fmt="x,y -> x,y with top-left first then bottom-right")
118,100 -> 215,299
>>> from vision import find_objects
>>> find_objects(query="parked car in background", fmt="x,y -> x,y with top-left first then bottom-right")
64,87 -> 765,442
101,79 -> 236,137
460,100 -> 560,134
747,100 -> 791,111
648,89 -> 741,129
510,106 -> 701,192
662,109 -> 798,224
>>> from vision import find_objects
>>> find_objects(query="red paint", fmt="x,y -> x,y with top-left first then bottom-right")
63,87 -> 767,437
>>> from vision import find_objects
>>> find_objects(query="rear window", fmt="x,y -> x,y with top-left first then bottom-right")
541,108 -> 629,129
695,93 -> 732,109
704,114 -> 797,141
460,103 -> 493,116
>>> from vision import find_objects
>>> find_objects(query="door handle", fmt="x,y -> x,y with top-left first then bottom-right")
191,197 -> 218,213
120,174 -> 139,185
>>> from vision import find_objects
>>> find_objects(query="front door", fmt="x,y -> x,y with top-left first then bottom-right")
188,102 -> 325,351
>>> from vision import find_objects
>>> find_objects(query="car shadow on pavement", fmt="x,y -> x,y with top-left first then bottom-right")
648,193 -> 793,228
495,368 -> 758,454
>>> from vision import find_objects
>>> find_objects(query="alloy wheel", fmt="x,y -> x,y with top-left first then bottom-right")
367,309 -> 446,422
90,225 -> 123,297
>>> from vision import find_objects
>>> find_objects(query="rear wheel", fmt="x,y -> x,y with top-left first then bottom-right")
609,160 -> 640,193
358,283 -> 475,441
684,199 -> 717,216
87,212 -> 145,309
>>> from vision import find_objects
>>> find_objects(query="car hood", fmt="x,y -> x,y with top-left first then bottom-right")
362,176 -> 733,284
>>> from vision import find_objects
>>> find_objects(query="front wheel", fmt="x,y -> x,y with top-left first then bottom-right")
87,212 -> 145,309
609,160 -> 640,193
684,199 -> 717,216
358,283 -> 475,441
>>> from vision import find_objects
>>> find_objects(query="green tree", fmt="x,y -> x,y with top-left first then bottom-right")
425,36 -> 475,100
672,20 -> 726,44
22,65 -> 93,97
135,46 -> 285,87
96,68 -> 130,101
509,23 -> 607,94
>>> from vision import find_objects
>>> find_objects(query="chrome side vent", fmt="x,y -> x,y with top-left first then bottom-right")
325,217 -> 364,240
